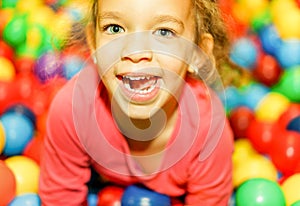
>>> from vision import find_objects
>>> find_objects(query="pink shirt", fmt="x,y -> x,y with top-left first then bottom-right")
39,67 -> 233,206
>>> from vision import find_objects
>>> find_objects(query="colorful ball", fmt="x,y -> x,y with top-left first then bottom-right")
278,103 -> 300,128
5,104 -> 36,126
0,56 -> 16,82
3,14 -> 28,48
121,185 -> 171,206
8,193 -> 41,206
230,37 -> 258,69
233,138 -> 258,165
269,130 -> 300,175
253,54 -> 282,86
233,154 -> 277,188
229,106 -> 255,139
281,173 -> 300,206
34,52 -> 63,83
236,178 -> 286,206
62,54 -> 84,80
97,185 -> 124,206
0,122 -> 5,154
272,66 -> 300,102
0,40 -> 14,61
0,160 -> 16,206
4,156 -> 40,195
292,200 -> 300,206
275,39 -> 300,68
246,119 -> 280,154
255,92 -> 290,123
287,116 -> 300,133
258,24 -> 282,57
1,112 -> 34,156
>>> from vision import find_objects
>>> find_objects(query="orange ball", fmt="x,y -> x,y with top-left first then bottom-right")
0,160 -> 16,206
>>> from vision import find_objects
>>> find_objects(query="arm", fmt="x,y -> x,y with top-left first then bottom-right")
185,120 -> 234,206
39,83 -> 91,206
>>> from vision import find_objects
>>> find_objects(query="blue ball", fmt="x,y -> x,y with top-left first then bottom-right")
9,193 -> 41,206
239,82 -> 270,110
1,112 -> 34,156
275,39 -> 300,69
220,86 -> 244,113
4,104 -> 36,126
87,193 -> 98,206
121,185 -> 171,206
230,37 -> 258,69
287,116 -> 300,133
62,55 -> 84,80
258,24 -> 282,57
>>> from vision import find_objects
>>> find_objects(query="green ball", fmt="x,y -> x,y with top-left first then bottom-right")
3,14 -> 28,48
272,66 -> 300,102
236,178 -> 286,206
1,0 -> 18,8
292,200 -> 300,206
251,8 -> 272,33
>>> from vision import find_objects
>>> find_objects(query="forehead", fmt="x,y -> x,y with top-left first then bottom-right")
97,0 -> 194,20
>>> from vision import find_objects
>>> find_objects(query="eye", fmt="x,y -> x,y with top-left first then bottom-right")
104,24 -> 125,34
153,29 -> 175,38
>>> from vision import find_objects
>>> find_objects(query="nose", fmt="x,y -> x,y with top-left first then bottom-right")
121,33 -> 153,63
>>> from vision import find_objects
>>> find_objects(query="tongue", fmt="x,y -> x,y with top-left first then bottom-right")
129,77 -> 157,90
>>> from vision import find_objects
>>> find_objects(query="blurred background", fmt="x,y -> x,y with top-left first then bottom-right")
0,0 -> 300,205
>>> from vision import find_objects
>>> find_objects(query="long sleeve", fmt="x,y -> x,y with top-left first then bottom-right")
39,78 -> 91,206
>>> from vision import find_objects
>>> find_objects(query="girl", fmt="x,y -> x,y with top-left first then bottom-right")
39,0 -> 241,205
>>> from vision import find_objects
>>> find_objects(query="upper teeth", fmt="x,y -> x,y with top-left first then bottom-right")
124,76 -> 151,80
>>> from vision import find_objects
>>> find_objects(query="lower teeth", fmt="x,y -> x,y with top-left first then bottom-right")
124,83 -> 155,94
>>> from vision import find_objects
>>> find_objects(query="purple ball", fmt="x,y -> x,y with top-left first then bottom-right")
34,52 -> 63,83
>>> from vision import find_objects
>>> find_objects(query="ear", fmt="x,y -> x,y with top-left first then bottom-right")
199,33 -> 214,57
85,23 -> 96,52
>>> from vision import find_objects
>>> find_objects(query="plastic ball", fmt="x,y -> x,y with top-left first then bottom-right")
14,73 -> 40,100
253,54 -> 282,86
230,37 -> 258,69
14,56 -> 36,74
0,40 -> 14,61
239,82 -> 270,110
258,24 -> 283,57
0,81 -> 19,113
272,66 -> 300,102
292,201 -> 300,206
246,119 -> 280,154
23,135 -> 44,165
34,52 -> 63,83
8,193 -> 41,206
27,5 -> 55,29
278,103 -> 300,128
221,86 -> 244,113
1,112 -> 34,156
229,106 -> 255,139
233,154 -> 277,188
287,116 -> 300,133
281,173 -> 300,206
5,104 -> 36,126
62,54 -> 84,80
4,156 -> 40,195
251,8 -> 272,32
275,39 -> 300,68
97,185 -> 124,206
0,122 -> 5,154
121,185 -> 171,206
255,92 -> 290,123
233,138 -> 258,165
269,130 -> 300,175
3,14 -> 28,48
0,56 -> 16,82
235,178 -> 286,206
0,160 -> 16,206
1,0 -> 18,8
88,193 -> 98,206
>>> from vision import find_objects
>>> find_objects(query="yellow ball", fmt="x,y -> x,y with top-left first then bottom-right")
281,173 -> 300,206
233,154 -> 278,188
16,0 -> 43,13
27,5 -> 55,29
0,57 -> 16,82
233,139 -> 258,165
0,121 -> 5,154
4,156 -> 40,195
255,92 -> 290,123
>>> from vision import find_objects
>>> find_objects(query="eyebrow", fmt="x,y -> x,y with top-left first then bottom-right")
98,12 -> 184,28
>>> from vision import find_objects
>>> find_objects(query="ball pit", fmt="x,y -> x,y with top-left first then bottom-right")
0,0 -> 300,205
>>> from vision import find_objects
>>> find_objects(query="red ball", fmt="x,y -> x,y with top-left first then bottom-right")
14,73 -> 40,100
253,54 -> 283,86
97,185 -> 124,206
23,135 -> 44,165
229,106 -> 255,139
269,130 -> 300,176
278,103 -> 300,129
0,81 -> 19,113
0,40 -> 14,61
14,57 -> 35,74
0,160 -> 16,206
246,119 -> 280,154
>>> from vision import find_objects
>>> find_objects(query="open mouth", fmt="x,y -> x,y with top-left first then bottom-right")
117,74 -> 161,102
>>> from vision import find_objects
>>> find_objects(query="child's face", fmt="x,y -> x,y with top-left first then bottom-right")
91,0 -> 197,119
